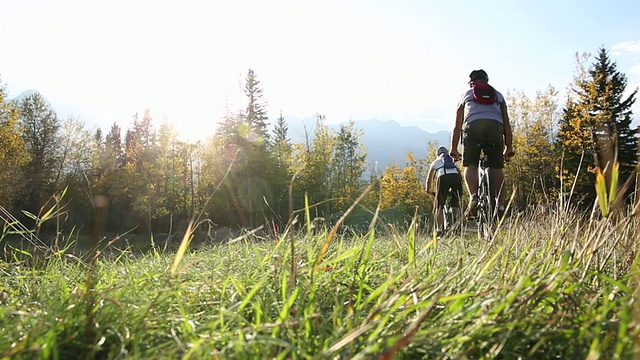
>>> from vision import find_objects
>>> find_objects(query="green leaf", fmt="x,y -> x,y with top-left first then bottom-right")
21,210 -> 39,221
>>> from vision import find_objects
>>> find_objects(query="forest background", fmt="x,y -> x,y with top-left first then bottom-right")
0,47 -> 638,240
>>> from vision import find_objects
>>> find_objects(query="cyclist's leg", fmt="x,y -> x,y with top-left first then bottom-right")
462,121 -> 482,215
436,208 -> 444,233
451,174 -> 464,223
434,176 -> 446,232
483,121 -> 506,209
441,174 -> 460,228
464,166 -> 479,198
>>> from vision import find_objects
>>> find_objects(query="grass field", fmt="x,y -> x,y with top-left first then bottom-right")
1,202 -> 639,359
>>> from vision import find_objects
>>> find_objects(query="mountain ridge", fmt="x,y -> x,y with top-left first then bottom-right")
284,115 -> 452,172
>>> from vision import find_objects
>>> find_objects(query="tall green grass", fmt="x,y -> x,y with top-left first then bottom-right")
1,199 -> 638,359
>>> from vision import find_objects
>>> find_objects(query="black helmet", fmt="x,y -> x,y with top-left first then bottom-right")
469,69 -> 489,82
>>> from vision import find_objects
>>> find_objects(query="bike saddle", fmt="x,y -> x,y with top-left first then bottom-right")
477,143 -> 495,150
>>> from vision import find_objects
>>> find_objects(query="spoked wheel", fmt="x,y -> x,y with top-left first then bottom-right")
443,204 -> 453,233
442,195 -> 463,237
477,201 -> 493,240
477,176 -> 495,240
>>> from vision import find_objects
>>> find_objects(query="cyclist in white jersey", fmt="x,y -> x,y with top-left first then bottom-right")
426,147 -> 463,235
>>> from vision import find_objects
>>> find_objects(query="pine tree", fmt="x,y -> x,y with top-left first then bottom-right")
156,120 -> 191,228
105,122 -> 124,169
93,122 -> 126,231
292,115 -> 335,217
120,110 -> 165,233
124,114 -> 142,167
212,92 -> 274,227
270,111 -> 293,221
557,48 -> 638,205
229,69 -> 277,227
272,111 -> 288,147
331,121 -> 367,211
243,69 -> 269,146
217,109 -> 242,144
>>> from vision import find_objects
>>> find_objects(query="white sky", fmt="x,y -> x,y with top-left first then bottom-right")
1,0 -> 640,141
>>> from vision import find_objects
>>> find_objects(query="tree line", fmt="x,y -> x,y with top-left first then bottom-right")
0,47 -> 638,238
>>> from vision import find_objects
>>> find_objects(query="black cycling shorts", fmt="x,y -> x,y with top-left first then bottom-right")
462,119 -> 505,168
435,173 -> 463,209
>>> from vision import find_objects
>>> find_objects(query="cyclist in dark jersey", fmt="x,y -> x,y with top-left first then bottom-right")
426,146 -> 463,235
450,69 -> 515,218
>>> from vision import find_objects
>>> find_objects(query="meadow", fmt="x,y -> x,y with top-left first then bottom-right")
1,197 -> 639,360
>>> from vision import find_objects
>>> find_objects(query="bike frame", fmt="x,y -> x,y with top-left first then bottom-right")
442,190 -> 455,232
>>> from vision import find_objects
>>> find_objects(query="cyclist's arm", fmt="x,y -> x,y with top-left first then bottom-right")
426,167 -> 435,193
500,102 -> 514,155
450,104 -> 464,154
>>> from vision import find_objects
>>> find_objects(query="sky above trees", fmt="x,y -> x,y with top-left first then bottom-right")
1,0 -> 640,141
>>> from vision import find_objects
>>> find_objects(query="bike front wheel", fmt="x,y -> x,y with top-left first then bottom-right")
477,172 -> 495,240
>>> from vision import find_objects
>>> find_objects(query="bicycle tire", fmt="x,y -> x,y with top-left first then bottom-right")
477,169 -> 494,239
450,192 -> 462,234
488,169 -> 497,219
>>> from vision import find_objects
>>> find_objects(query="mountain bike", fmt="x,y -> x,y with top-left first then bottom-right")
442,189 -> 462,235
476,143 -> 496,240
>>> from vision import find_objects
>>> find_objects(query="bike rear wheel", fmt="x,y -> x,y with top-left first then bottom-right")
477,170 -> 495,240
442,190 -> 462,236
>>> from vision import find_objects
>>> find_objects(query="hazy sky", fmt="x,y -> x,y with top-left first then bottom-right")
2,0 -> 640,141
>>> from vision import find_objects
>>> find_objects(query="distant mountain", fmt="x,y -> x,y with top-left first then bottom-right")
283,115 -> 452,173
357,119 -> 451,172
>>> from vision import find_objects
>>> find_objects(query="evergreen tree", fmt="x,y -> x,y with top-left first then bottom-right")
331,121 -> 367,211
288,116 -> 369,220
212,79 -> 276,228
272,111 -> 289,147
97,122 -> 130,232
217,109 -> 242,144
156,120 -> 191,229
119,110 -> 164,233
136,109 -> 155,149
243,68 -> 269,145
211,106 -> 248,227
271,111 -> 293,222
291,115 -> 335,217
124,115 -> 142,167
223,69 -> 277,227
105,122 -> 124,169
557,48 -> 638,205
